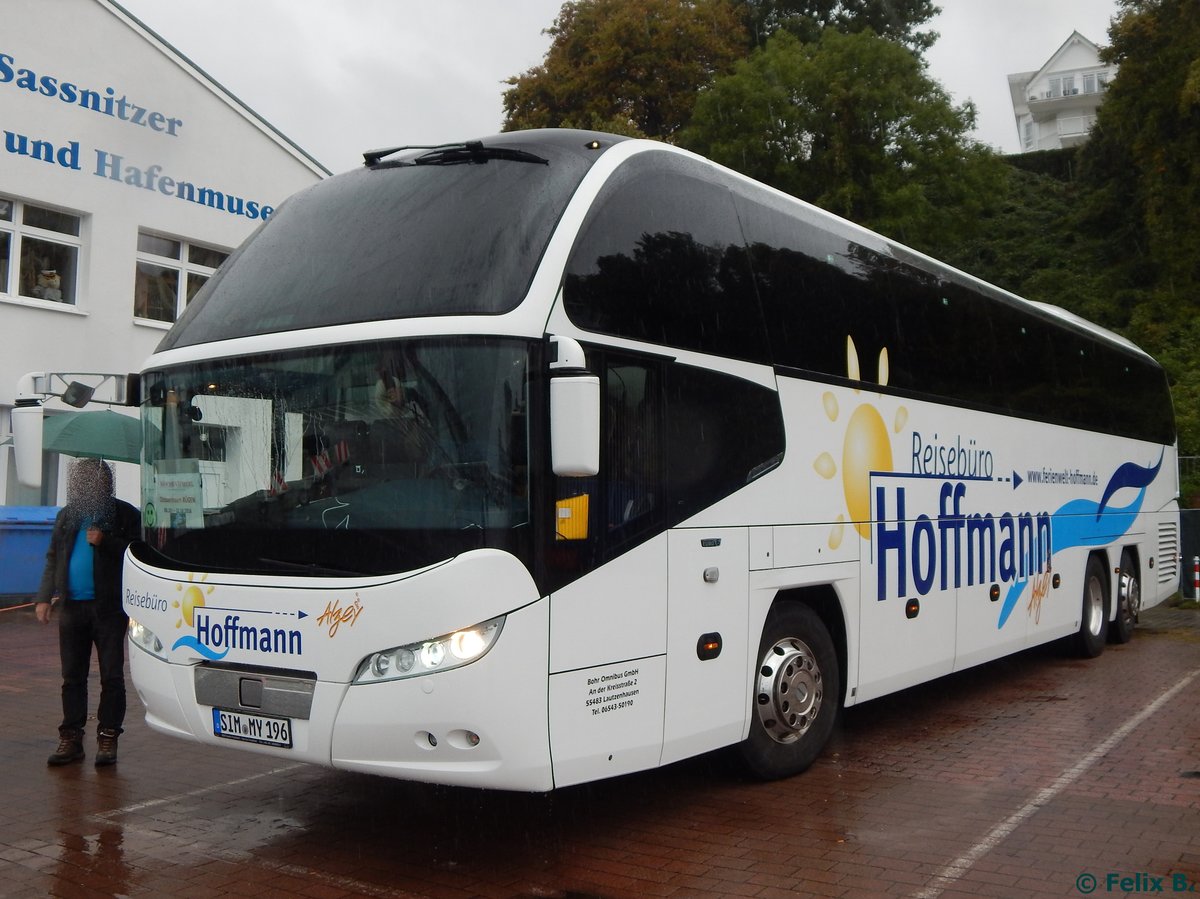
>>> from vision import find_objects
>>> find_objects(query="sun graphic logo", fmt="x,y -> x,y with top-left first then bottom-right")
813,337 -> 908,549
175,572 -> 213,628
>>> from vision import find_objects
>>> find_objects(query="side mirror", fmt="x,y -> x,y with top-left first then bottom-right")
548,336 -> 599,477
551,374 -> 600,476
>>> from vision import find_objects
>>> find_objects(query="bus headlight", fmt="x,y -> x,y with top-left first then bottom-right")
355,616 -> 505,684
128,617 -> 165,659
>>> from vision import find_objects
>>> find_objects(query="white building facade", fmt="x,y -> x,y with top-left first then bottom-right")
1008,31 -> 1117,153
0,0 -> 327,506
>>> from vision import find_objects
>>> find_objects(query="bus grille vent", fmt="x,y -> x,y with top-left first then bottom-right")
1157,520 -> 1179,585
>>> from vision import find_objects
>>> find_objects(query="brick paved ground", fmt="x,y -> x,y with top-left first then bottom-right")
0,600 -> 1197,898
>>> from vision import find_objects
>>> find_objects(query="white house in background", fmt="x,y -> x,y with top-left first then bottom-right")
0,0 -> 328,507
1008,31 -> 1117,153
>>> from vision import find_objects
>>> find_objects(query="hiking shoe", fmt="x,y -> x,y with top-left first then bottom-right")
48,730 -> 85,766
95,728 -> 119,767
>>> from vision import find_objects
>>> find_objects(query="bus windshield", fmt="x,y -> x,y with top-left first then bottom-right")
156,135 -> 605,351
140,337 -> 532,577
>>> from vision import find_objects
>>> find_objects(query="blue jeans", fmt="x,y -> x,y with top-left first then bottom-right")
58,600 -> 128,734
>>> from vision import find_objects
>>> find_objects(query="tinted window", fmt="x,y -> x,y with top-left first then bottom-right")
665,363 -> 785,523
548,350 -> 784,588
1104,355 -> 1174,444
565,152 -> 769,363
883,270 -> 995,402
732,188 -> 895,382
159,136 -> 608,350
976,290 -> 1057,417
733,184 -> 1174,444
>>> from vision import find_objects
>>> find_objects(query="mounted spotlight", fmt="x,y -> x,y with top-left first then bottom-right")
61,381 -> 95,408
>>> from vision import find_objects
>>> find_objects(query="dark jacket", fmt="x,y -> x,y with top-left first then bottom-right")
36,500 -> 140,612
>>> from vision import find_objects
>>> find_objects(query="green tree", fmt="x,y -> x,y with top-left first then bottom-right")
501,0 -> 747,140
680,29 -> 1003,253
1075,0 -> 1200,464
942,158 -> 1120,328
736,0 -> 940,53
1079,0 -> 1200,295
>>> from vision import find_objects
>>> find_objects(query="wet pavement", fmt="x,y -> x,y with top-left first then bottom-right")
1,601 -> 1198,898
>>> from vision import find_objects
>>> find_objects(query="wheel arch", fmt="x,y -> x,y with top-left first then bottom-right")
1088,547 -> 1113,595
1117,544 -> 1141,593
768,584 -> 848,708
1110,544 -> 1142,643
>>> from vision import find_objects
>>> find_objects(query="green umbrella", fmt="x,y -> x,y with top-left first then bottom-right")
42,410 -> 142,464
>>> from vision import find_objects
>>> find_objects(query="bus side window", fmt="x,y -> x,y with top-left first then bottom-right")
664,364 -> 785,524
563,152 -> 769,365
551,354 -> 665,577
551,350 -> 785,581
604,362 -> 660,533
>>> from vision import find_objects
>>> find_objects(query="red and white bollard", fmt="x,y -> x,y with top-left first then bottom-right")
1194,556 -> 1199,599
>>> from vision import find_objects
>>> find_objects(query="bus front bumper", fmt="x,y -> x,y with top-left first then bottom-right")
129,599 -> 554,791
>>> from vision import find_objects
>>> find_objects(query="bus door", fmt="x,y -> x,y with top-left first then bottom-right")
856,472 -> 957,701
546,354 -> 670,786
955,476 -> 1042,669
661,527 -> 749,765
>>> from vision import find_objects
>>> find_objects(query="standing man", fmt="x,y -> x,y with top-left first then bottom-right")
35,458 -> 140,766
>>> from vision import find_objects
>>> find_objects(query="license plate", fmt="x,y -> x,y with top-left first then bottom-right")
211,708 -> 293,748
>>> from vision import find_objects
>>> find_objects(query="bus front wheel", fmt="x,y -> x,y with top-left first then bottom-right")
1074,555 -> 1110,658
736,603 -> 839,780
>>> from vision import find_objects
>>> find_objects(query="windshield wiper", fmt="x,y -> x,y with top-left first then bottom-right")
363,140 -> 548,168
256,556 -> 363,577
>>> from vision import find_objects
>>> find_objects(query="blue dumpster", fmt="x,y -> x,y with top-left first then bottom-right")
0,506 -> 60,605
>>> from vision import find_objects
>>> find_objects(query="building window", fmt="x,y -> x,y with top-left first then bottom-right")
1059,115 -> 1089,136
134,230 -> 229,323
0,196 -> 83,306
1063,75 -> 1076,96
1048,78 -> 1061,98
1084,73 -> 1097,93
1024,121 -> 1034,149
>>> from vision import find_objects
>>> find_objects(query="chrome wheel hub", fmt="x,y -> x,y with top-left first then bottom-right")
1119,571 -> 1140,624
755,636 -> 823,744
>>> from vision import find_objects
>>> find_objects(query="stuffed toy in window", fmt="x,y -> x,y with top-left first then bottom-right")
32,269 -> 62,301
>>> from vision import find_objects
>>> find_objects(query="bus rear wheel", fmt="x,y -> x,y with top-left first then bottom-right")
1110,550 -> 1139,644
736,603 -> 839,780
1074,555 -> 1110,658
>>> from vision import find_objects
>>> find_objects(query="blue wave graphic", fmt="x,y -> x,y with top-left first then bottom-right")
1095,451 -> 1163,519
996,454 -> 1162,628
171,634 -> 229,661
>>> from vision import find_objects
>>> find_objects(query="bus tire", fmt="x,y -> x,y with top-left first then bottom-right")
1074,554 -> 1110,658
736,603 -> 839,780
1109,550 -> 1139,644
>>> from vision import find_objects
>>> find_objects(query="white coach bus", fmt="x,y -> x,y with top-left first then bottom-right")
123,130 -> 1179,790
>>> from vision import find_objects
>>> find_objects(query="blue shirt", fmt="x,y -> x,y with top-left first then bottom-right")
66,518 -> 96,601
